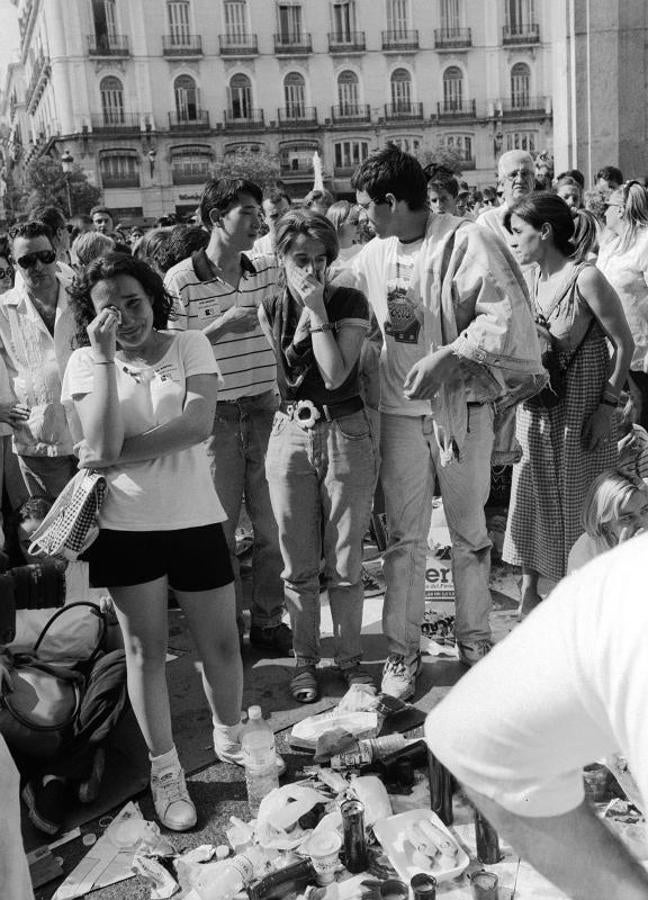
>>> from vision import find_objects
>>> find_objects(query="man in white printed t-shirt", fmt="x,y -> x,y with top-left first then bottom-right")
350,147 -> 543,700
164,178 -> 289,654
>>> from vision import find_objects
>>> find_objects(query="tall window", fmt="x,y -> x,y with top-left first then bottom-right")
174,74 -> 198,120
510,62 -> 530,107
337,70 -> 359,113
390,68 -> 411,111
443,134 -> 472,161
229,73 -> 252,118
506,0 -> 535,33
224,0 -> 247,39
506,131 -> 536,152
171,145 -> 213,183
92,0 -> 117,48
440,0 -> 461,33
386,0 -> 409,36
443,66 -> 463,110
100,151 -> 140,188
278,4 -> 303,41
167,1 -> 190,44
332,1 -> 354,40
334,140 -> 368,170
100,76 -> 124,124
284,72 -> 305,116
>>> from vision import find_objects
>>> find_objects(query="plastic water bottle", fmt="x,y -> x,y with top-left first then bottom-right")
242,705 -> 279,815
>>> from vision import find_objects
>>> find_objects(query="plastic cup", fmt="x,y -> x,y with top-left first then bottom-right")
469,869 -> 499,899
379,879 -> 409,899
307,831 -> 342,886
583,763 -> 609,803
410,872 -> 438,898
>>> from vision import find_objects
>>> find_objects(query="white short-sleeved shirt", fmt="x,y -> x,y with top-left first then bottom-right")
598,231 -> 648,370
426,533 -> 648,818
61,330 -> 226,532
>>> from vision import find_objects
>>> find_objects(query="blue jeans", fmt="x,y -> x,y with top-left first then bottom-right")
205,390 -> 285,629
380,405 -> 494,656
265,409 -> 378,668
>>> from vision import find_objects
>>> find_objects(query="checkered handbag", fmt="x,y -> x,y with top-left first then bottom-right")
28,469 -> 107,561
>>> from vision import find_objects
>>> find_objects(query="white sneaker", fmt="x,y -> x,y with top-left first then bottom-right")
380,652 -> 422,701
150,764 -> 197,831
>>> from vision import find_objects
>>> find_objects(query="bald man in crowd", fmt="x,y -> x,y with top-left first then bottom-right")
477,150 -> 536,246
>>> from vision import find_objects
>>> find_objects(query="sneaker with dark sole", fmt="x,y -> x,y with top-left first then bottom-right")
341,663 -> 375,689
249,622 -> 293,656
380,652 -> 423,701
361,566 -> 383,597
458,639 -> 493,668
22,777 -> 68,835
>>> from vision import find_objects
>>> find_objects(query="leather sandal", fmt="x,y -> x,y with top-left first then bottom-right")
290,665 -> 319,703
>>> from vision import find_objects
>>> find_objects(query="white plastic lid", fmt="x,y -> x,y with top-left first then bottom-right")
248,705 -> 262,720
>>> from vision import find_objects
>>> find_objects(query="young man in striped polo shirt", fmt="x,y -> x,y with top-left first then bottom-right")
164,178 -> 290,655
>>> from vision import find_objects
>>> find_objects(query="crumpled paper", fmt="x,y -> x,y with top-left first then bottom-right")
256,785 -> 331,850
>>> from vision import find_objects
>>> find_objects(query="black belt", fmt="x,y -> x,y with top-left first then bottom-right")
279,395 -> 363,425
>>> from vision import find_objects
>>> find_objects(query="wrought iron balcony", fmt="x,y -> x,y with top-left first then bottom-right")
501,97 -> 550,117
434,27 -> 472,49
25,52 -> 50,112
87,34 -> 130,56
168,110 -> 211,131
223,109 -> 265,129
331,104 -> 371,124
162,34 -> 203,56
101,174 -> 140,188
384,101 -> 424,121
436,99 -> 477,121
382,29 -> 419,51
274,32 -> 313,55
218,33 -> 259,55
90,112 -> 141,134
277,107 -> 318,127
334,165 -> 359,177
280,159 -> 315,175
502,23 -> 540,45
328,31 -> 366,53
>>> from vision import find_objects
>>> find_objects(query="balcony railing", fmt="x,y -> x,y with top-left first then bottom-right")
382,29 -> 419,51
218,33 -> 259,55
101,174 -> 140,189
434,27 -> 472,49
87,34 -> 130,56
25,52 -> 50,111
459,157 -> 476,171
502,23 -> 540,45
384,101 -> 424,121
162,34 -> 203,56
328,31 -> 366,53
280,160 -> 315,175
334,165 -> 359,177
436,99 -> 477,120
172,168 -> 212,185
277,106 -> 318,127
90,112 -> 141,133
168,110 -> 210,131
274,32 -> 312,54
501,97 -> 550,117
331,104 -> 371,124
223,109 -> 265,129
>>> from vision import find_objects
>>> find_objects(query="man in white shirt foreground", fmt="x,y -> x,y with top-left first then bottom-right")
426,534 -> 648,900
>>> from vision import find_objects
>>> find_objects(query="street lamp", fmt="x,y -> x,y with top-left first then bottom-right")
61,149 -> 74,217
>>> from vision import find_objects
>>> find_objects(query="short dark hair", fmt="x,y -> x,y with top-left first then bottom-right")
274,209 -> 339,266
157,224 -> 209,272
303,189 -> 335,210
69,252 -> 174,346
595,166 -> 623,188
9,220 -> 54,246
30,205 -> 67,233
199,178 -> 263,230
556,169 -> 585,189
504,191 -> 575,257
90,205 -> 112,220
351,146 -> 428,211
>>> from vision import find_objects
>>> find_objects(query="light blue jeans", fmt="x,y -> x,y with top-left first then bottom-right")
380,404 -> 494,656
265,408 -> 378,668
205,390 -> 285,629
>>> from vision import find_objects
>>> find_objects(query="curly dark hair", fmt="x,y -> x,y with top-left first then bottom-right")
68,252 -> 175,347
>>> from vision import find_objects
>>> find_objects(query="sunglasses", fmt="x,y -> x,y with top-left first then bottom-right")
0,267 -> 12,280
16,250 -> 57,269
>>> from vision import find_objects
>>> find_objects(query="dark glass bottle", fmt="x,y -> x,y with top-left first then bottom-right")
427,749 -> 454,825
341,798 -> 368,873
474,808 -> 502,864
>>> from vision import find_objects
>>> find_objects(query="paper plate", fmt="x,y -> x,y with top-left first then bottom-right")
373,808 -> 469,885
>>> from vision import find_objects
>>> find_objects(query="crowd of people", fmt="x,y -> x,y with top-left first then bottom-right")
4,143 -> 648,899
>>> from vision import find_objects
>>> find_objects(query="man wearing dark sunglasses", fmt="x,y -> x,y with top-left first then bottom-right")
0,221 -> 77,500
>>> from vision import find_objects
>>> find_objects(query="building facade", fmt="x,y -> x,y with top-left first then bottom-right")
1,0 -> 555,220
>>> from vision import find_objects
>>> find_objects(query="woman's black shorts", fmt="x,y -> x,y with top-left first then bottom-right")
82,523 -> 234,591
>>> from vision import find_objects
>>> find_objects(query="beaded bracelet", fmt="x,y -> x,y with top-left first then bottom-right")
310,323 -> 335,334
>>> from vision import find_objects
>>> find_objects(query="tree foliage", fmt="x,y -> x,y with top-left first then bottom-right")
418,144 -> 466,177
210,148 -> 281,190
11,155 -> 101,219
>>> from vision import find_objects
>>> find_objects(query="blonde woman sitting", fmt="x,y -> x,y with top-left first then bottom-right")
568,469 -> 648,573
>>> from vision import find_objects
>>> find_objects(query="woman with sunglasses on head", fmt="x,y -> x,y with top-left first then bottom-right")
259,210 -> 378,703
598,180 -> 648,372
62,252 -> 244,831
